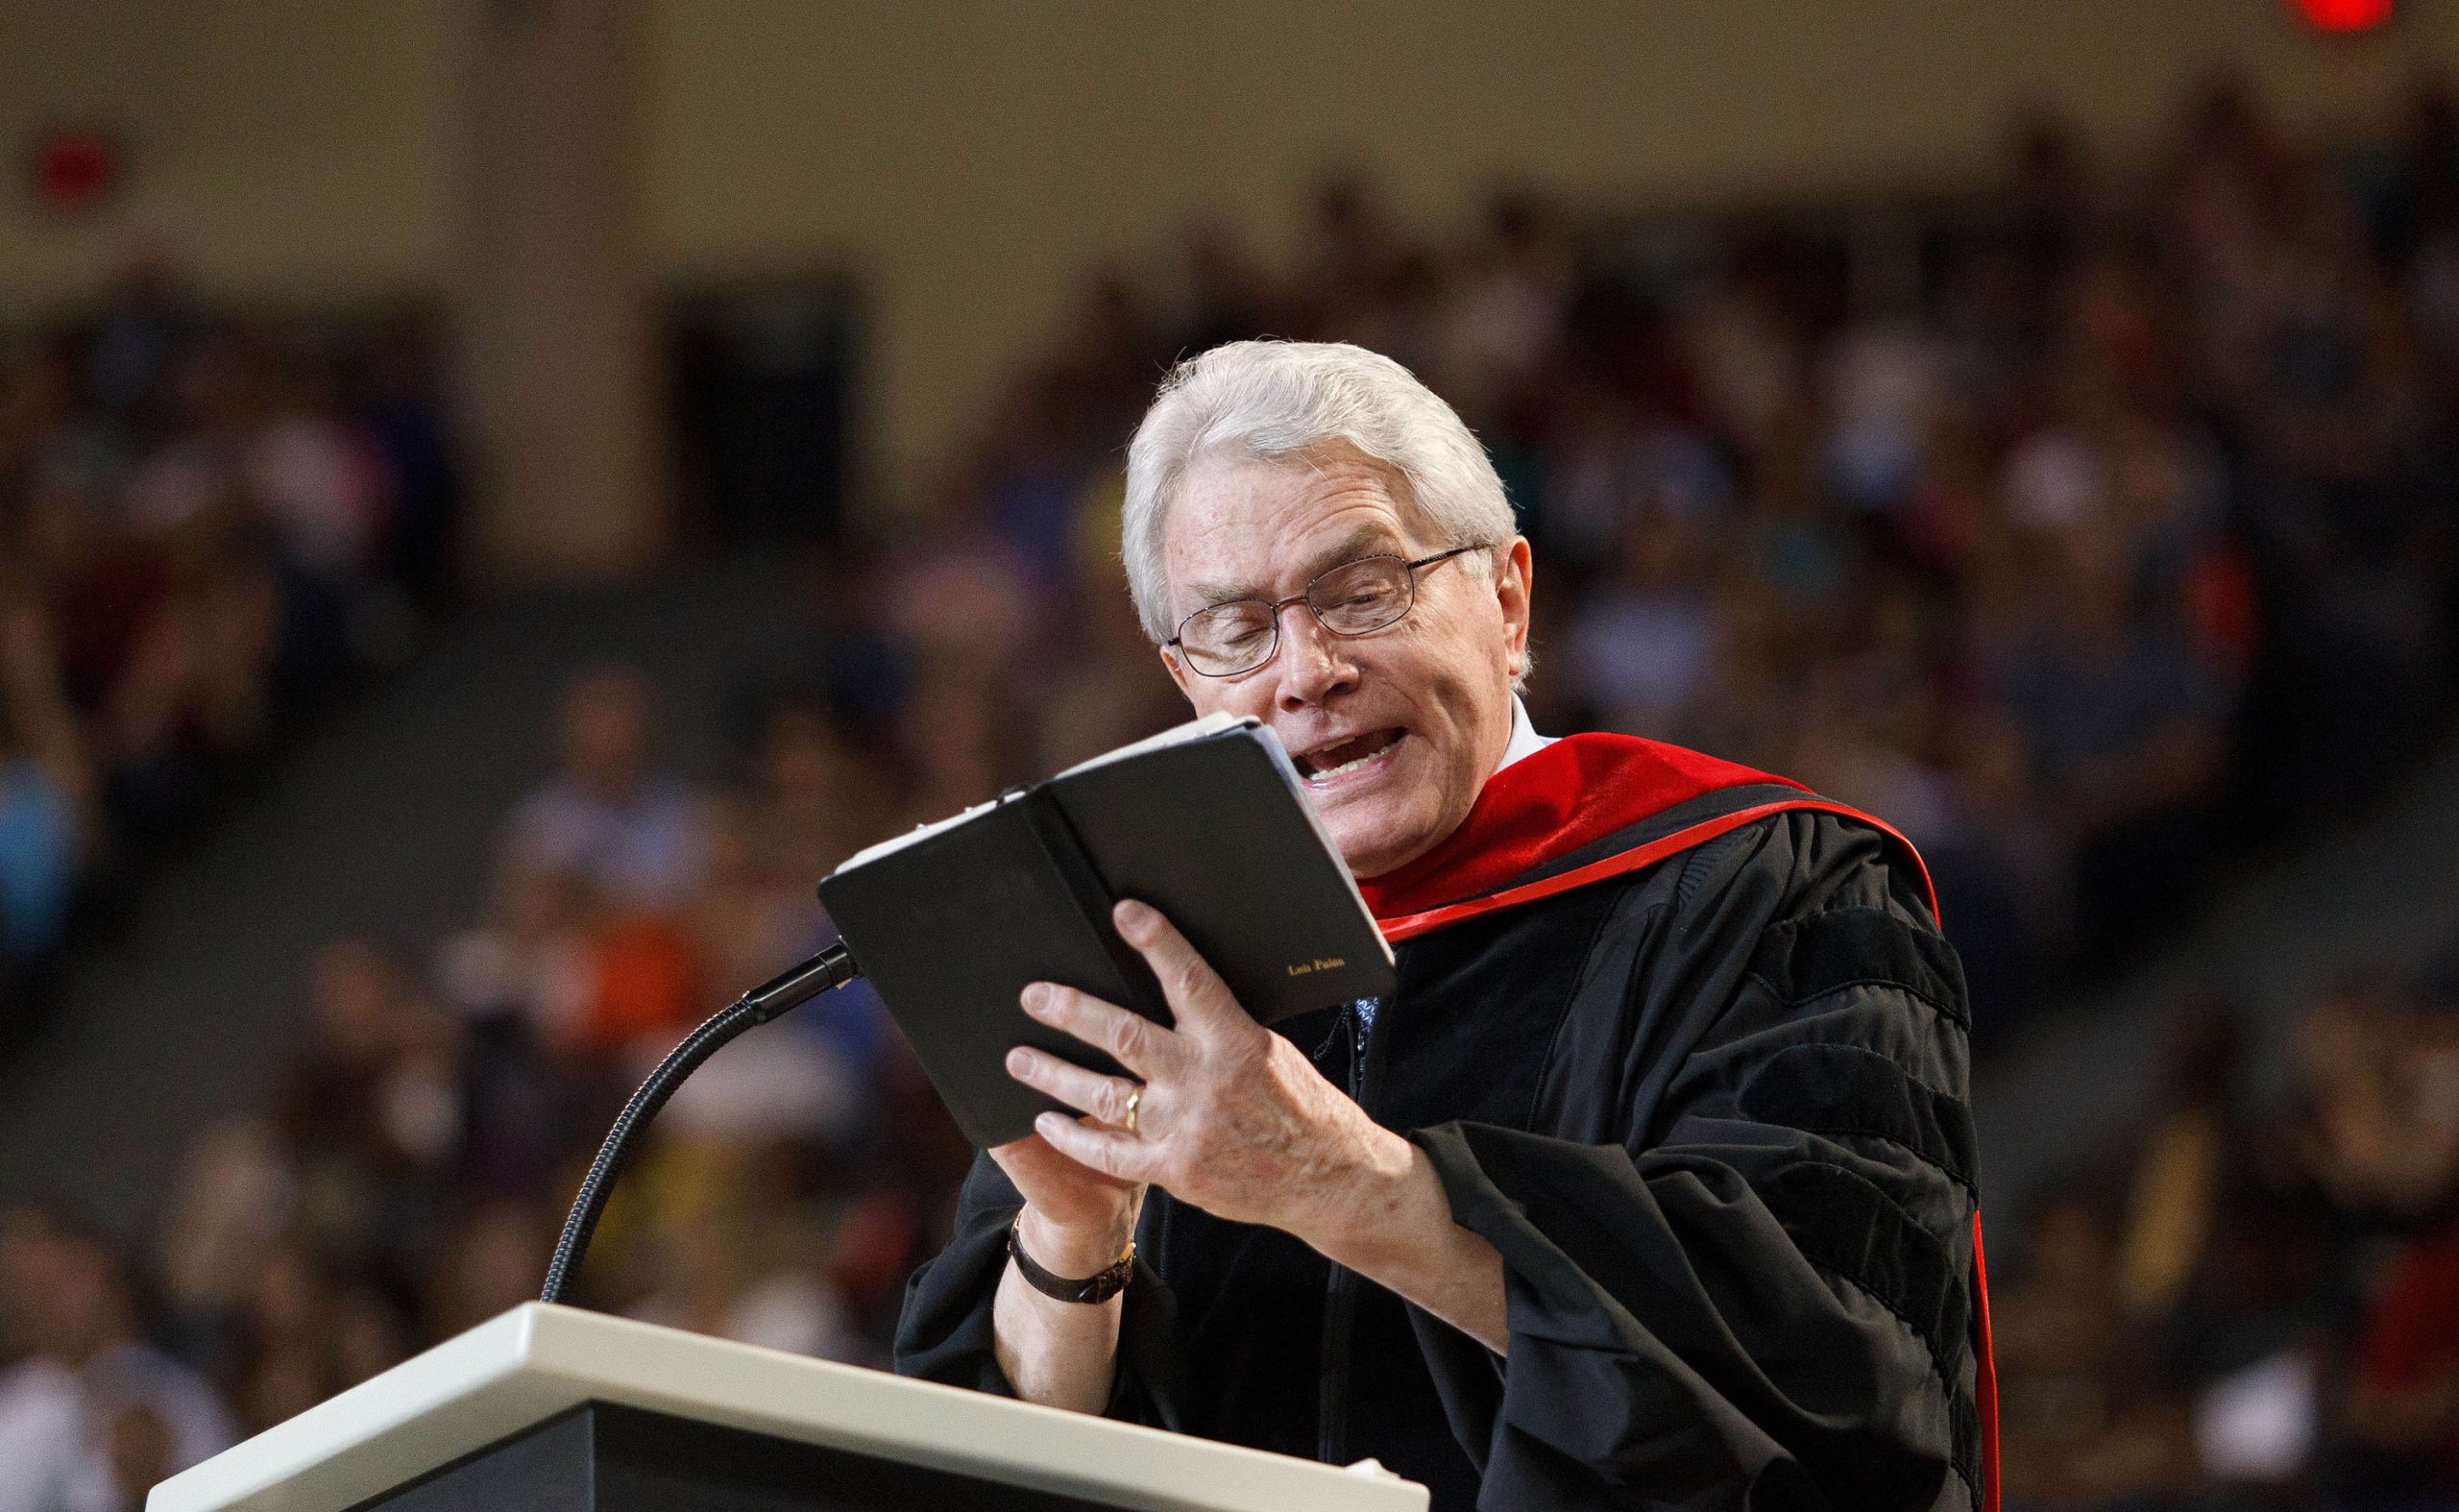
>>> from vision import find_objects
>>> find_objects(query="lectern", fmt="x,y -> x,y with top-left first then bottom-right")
145,1304 -> 1427,1511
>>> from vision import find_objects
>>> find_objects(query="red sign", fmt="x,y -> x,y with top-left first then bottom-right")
2287,0 -> 2395,32
27,125 -> 121,213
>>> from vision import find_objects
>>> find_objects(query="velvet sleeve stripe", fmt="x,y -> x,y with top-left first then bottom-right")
1740,1041 -> 1980,1197
1754,1161 -> 1981,1491
1753,1163 -> 1969,1374
1744,905 -> 1971,1028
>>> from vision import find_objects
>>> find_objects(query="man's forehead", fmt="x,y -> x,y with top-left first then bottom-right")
1165,451 -> 1427,598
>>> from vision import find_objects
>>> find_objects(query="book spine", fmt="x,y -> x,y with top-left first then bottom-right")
1018,789 -> 1171,1024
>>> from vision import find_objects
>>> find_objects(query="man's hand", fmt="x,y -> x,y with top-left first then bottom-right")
986,1131 -> 1142,1278
1004,899 -> 1416,1252
1003,897 -> 1509,1362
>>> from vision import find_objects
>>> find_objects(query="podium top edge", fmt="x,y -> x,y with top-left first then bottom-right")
149,1302 -> 1426,1512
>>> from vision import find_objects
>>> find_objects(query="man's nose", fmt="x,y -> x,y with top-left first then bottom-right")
1273,600 -> 1356,709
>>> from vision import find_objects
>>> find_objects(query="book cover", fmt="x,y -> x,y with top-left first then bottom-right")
817,718 -> 1395,1147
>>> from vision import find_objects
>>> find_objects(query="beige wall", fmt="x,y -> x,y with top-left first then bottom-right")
6,0 -> 2453,506
0,0 -> 456,311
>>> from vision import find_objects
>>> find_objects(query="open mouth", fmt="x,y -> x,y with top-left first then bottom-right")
1294,728 -> 1404,784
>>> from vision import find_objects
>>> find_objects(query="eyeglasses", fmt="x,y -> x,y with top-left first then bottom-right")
1165,543 -> 1492,678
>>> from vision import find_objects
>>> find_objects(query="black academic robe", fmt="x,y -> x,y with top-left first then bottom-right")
896,772 -> 1985,1511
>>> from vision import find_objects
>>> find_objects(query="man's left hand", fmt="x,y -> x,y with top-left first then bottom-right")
1003,898 -> 1413,1248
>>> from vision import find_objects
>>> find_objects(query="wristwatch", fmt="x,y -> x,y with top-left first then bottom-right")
1008,1213 -> 1136,1304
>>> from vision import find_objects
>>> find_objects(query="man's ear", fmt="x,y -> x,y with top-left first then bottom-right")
1497,536 -> 1534,680
1159,642 -> 1195,701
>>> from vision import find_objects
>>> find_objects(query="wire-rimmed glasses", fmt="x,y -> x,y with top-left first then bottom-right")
1165,543 -> 1492,678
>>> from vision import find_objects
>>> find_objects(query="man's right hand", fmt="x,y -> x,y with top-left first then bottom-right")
986,1129 -> 1143,1414
988,1129 -> 1144,1276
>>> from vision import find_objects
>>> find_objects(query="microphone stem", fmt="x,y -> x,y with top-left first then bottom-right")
540,940 -> 861,1306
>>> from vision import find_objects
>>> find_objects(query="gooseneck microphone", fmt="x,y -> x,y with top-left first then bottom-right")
540,940 -> 863,1306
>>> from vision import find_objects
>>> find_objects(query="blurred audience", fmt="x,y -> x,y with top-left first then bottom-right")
64,660 -> 938,1467
0,285 -> 453,1040
1996,973 -> 2459,1509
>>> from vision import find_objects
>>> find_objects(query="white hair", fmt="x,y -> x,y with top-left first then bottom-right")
1120,340 -> 1519,646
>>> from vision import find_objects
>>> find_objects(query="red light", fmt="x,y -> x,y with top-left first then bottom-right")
2288,0 -> 2394,32
28,126 -> 120,212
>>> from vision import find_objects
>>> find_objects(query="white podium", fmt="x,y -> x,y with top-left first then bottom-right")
146,1303 -> 1427,1511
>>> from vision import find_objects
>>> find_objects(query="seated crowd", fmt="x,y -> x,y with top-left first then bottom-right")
5,76 -> 2459,1509
0,278 -> 455,1035
1994,976 -> 2459,1507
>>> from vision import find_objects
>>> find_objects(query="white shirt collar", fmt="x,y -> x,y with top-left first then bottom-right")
1495,694 -> 1555,774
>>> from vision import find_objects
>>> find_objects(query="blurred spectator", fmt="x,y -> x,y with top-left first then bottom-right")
2281,975 -> 2459,1228
1985,524 -> 2231,968
146,939 -> 459,1405
436,857 -> 598,1058
0,1202 -> 235,1512
1427,192 -> 1568,434
274,939 -> 463,1270
621,1142 -> 856,1361
0,586 -> 89,989
1990,1191 -> 2197,1507
2112,998 -> 2250,1327
502,665 -> 711,914
425,1197 -> 553,1343
2347,1220 -> 2459,1503
480,656 -> 716,1064
1563,507 -> 1725,739
221,1237 -> 411,1435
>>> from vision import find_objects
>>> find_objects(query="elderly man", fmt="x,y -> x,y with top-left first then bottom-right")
897,342 -> 1992,1511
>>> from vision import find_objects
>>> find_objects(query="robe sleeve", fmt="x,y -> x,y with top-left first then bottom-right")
891,1145 -> 1185,1426
1407,810 -> 1983,1510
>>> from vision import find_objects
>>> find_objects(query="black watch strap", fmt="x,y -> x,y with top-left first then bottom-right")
1008,1213 -> 1135,1304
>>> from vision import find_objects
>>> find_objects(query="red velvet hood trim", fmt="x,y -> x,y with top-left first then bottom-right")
1356,732 -> 1807,922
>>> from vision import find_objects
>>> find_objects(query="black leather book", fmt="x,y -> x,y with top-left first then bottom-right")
816,715 -> 1397,1147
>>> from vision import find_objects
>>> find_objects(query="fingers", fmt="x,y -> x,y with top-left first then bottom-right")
1034,1110 -> 1149,1182
1006,1045 -> 1143,1129
986,1131 -> 1140,1207
1021,981 -> 1179,1077
1110,899 -> 1248,1042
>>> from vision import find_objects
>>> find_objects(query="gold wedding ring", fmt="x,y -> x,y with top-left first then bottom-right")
1122,1083 -> 1143,1135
